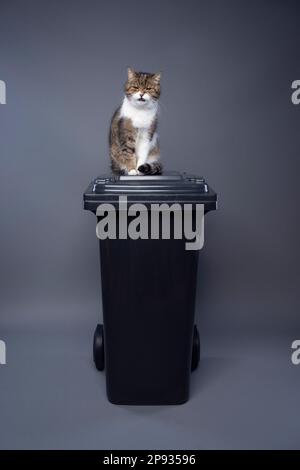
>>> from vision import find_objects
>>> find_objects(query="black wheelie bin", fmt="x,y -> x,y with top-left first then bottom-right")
83,172 -> 217,405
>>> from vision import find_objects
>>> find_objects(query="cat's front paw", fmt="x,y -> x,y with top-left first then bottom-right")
138,164 -> 151,175
128,169 -> 138,175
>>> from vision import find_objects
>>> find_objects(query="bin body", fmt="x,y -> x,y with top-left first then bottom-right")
84,172 -> 217,405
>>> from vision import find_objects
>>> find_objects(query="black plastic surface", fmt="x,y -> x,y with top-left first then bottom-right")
100,236 -> 198,405
93,324 -> 105,371
83,171 -> 217,405
83,171 -> 217,210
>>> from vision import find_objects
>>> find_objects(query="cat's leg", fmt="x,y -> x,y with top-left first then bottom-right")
119,152 -> 137,174
111,148 -> 137,175
117,118 -> 138,174
138,144 -> 162,175
135,130 -> 151,173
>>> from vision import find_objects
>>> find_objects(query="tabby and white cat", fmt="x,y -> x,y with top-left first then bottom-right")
109,68 -> 162,175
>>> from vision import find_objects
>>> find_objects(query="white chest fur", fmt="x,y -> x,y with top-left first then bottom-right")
120,97 -> 158,169
120,97 -> 157,129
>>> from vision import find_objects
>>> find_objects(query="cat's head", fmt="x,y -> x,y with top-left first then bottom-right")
124,68 -> 161,108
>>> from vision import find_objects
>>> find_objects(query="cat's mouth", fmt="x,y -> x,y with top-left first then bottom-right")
138,97 -> 146,102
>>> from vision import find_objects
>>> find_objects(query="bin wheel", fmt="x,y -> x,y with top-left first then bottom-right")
191,325 -> 200,371
93,324 -> 105,371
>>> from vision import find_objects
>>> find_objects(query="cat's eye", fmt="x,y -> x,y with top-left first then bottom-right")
146,87 -> 152,91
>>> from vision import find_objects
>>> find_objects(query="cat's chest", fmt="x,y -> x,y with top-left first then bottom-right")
120,101 -> 156,129
130,112 -> 153,129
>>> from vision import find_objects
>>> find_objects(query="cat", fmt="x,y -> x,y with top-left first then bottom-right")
109,68 -> 162,175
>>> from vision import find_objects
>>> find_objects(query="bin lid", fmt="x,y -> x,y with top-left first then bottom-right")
83,171 -> 217,211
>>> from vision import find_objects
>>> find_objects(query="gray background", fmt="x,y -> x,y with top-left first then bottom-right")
0,0 -> 300,449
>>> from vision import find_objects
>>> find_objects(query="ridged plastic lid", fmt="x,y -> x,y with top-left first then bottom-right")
93,172 -> 207,193
83,171 -> 217,211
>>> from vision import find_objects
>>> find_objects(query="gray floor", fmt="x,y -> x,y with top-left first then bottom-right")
1,299 -> 299,450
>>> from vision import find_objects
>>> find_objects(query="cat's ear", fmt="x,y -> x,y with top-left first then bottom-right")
127,67 -> 135,81
153,72 -> 161,84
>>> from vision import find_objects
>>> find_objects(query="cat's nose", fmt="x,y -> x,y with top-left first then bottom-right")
138,92 -> 146,102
